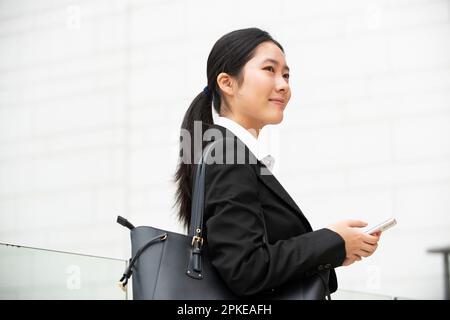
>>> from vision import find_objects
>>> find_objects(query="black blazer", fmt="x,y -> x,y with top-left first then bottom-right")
200,124 -> 346,297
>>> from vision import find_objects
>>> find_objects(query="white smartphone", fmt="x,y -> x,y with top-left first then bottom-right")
365,218 -> 397,235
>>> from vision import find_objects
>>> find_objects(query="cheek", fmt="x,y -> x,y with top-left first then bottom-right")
241,81 -> 268,108
245,73 -> 271,94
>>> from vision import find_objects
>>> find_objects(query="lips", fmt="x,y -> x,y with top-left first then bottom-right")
269,98 -> 286,108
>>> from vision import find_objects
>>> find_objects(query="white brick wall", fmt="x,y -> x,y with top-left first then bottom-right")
0,0 -> 449,299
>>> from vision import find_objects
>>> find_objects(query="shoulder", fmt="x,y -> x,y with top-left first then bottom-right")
204,162 -> 258,188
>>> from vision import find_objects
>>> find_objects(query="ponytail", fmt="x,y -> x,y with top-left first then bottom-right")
173,89 -> 213,229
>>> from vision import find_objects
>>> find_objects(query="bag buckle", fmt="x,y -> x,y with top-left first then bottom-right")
191,235 -> 203,247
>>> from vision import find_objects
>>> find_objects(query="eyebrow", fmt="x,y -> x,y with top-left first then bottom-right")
261,58 -> 290,72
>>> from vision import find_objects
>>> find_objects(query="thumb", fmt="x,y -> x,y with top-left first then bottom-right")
347,220 -> 368,228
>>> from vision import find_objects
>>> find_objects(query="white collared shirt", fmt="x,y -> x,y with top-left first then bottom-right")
214,116 -> 275,172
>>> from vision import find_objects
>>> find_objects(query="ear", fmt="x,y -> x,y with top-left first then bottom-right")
216,72 -> 236,97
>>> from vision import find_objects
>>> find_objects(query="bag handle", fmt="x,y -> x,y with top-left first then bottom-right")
117,232 -> 167,291
186,138 -> 233,279
189,138 -> 231,241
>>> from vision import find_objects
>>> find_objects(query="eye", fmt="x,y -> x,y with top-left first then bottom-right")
264,66 -> 275,72
283,73 -> 290,80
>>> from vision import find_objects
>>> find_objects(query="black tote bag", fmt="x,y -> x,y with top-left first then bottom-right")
117,139 -> 331,300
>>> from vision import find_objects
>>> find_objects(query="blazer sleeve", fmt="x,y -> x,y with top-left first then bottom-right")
204,162 -> 346,297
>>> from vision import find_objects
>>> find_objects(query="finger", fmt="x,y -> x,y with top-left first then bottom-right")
359,244 -> 378,257
357,249 -> 374,258
347,220 -> 368,228
347,259 -> 357,266
357,249 -> 372,257
351,254 -> 362,261
361,242 -> 378,253
373,231 -> 382,239
363,234 -> 380,245
373,231 -> 382,237
342,258 -> 354,266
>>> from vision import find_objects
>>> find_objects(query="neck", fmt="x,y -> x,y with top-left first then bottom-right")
219,112 -> 261,139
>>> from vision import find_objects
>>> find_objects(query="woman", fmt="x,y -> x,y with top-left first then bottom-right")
174,28 -> 380,298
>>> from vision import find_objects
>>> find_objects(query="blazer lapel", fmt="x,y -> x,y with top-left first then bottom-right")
255,162 -> 313,230
256,162 -> 301,214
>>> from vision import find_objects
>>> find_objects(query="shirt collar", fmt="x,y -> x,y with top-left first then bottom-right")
214,116 -> 275,171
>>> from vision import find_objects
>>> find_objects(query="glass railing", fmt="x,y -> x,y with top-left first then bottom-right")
0,242 -> 127,299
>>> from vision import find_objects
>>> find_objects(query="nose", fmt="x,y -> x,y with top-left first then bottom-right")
275,75 -> 290,93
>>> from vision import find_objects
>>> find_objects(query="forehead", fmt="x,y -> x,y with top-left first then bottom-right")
247,41 -> 289,69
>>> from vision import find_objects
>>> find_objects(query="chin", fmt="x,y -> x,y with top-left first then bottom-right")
268,113 -> 284,125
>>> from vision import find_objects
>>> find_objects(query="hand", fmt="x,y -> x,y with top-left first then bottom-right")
327,220 -> 381,266
342,231 -> 382,266
341,255 -> 361,267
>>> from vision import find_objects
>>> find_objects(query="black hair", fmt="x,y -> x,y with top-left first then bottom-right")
173,27 -> 284,230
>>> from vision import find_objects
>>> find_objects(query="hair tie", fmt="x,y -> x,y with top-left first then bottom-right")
203,86 -> 211,97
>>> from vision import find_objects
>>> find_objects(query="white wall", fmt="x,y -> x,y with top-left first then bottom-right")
0,0 -> 449,299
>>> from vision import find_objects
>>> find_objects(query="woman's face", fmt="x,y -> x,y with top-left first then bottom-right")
221,41 -> 291,134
